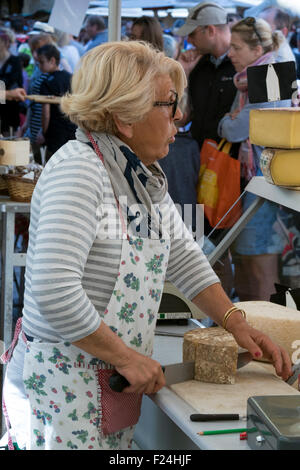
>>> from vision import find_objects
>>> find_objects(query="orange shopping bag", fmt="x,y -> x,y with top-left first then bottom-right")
197,138 -> 242,229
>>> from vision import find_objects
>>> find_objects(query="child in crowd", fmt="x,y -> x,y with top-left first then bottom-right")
18,52 -> 30,92
35,44 -> 76,161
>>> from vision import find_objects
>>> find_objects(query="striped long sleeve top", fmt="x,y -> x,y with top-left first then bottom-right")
22,138 -> 219,342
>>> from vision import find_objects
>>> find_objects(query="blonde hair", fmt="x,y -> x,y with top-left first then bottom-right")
61,40 -> 186,134
0,27 -> 15,47
232,17 -> 284,53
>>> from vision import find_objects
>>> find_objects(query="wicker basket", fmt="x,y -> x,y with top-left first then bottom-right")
4,174 -> 38,202
0,175 -> 8,195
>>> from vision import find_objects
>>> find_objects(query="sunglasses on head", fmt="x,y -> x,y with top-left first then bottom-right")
153,90 -> 178,118
241,17 -> 263,44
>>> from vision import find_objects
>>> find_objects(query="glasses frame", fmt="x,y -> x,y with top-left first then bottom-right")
153,90 -> 178,118
242,17 -> 263,44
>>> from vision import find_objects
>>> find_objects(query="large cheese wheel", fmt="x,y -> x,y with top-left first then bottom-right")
249,108 -> 300,149
260,148 -> 300,187
183,327 -> 238,384
235,301 -> 300,364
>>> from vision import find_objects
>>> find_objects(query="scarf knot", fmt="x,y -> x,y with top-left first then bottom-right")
76,129 -> 168,239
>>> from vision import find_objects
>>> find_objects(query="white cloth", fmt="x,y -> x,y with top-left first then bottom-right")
60,44 -> 80,72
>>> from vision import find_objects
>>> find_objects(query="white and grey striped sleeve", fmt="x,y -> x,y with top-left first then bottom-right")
162,194 -> 220,300
29,153 -> 104,342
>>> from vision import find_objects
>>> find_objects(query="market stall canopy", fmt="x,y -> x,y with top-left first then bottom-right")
88,0 -> 262,8
244,0 -> 300,17
86,0 -> 263,19
22,0 -> 54,16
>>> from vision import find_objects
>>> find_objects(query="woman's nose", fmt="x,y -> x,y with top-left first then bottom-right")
174,105 -> 183,121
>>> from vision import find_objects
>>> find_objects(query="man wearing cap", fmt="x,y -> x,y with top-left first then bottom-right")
177,2 -> 236,151
177,3 -> 237,297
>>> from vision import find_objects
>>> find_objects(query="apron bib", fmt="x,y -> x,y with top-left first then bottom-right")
20,135 -> 170,450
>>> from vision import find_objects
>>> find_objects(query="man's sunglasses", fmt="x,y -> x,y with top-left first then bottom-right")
241,17 -> 263,44
153,90 -> 178,118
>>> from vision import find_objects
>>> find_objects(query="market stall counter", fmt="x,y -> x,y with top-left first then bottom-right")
134,319 -> 299,450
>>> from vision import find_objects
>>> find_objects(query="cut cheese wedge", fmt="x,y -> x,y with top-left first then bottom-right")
250,108 -> 300,149
235,301 -> 300,364
183,327 -> 238,384
260,148 -> 300,187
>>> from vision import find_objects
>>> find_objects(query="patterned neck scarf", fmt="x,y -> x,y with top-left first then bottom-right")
76,128 -> 168,238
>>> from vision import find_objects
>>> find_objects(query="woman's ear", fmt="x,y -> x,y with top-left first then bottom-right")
254,44 -> 264,59
113,114 -> 134,139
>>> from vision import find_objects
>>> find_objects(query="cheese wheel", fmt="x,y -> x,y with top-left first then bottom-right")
249,108 -> 300,149
0,139 -> 30,166
235,301 -> 300,364
183,327 -> 238,384
260,148 -> 300,187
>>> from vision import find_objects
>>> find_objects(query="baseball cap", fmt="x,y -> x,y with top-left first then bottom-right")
176,2 -> 229,36
28,21 -> 55,35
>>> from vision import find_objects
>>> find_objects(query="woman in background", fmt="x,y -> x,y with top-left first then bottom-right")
218,18 -> 290,301
130,16 -> 164,51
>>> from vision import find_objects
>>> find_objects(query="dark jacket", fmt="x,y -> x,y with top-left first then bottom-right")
188,53 -> 236,150
159,132 -> 200,234
0,54 -> 23,132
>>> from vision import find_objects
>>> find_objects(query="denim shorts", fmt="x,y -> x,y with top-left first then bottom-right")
233,191 -> 284,256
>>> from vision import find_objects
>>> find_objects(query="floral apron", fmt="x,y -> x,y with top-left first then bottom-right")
20,137 -> 170,450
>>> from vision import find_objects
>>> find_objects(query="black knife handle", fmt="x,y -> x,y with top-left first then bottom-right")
109,366 -> 166,393
190,413 -> 239,422
109,373 -> 130,392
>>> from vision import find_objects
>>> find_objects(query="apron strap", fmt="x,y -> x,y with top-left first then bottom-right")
0,317 -> 24,364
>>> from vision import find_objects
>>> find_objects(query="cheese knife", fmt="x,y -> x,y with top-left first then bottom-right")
108,351 -> 252,392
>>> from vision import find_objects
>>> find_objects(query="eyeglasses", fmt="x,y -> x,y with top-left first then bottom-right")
153,90 -> 178,118
241,17 -> 263,44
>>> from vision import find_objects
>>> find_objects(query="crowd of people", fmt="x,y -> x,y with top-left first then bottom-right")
0,2 -> 299,451
0,10 -> 299,306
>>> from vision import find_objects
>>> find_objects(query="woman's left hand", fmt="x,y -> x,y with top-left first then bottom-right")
229,108 -> 240,120
228,319 -> 292,381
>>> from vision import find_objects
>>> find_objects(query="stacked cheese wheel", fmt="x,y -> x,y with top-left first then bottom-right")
235,301 -> 300,364
250,108 -> 300,188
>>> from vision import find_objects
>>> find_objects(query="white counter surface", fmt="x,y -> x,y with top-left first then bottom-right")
134,320 -> 251,450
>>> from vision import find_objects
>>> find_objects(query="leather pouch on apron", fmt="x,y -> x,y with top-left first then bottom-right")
96,369 -> 142,436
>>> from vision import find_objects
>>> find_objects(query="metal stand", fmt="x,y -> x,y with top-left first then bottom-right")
0,199 -> 30,352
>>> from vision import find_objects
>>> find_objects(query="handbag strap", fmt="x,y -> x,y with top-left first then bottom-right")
218,138 -> 232,155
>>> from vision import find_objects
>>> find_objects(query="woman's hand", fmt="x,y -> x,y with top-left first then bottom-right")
6,88 -> 26,101
227,317 -> 292,381
115,350 -> 166,395
73,322 -> 166,395
229,108 -> 240,120
178,49 -> 202,78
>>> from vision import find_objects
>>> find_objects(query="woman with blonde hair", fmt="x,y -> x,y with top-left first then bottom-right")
218,18 -> 291,302
2,40 -> 292,451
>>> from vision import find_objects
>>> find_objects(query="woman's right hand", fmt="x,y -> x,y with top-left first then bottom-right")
72,322 -> 166,395
115,350 -> 166,395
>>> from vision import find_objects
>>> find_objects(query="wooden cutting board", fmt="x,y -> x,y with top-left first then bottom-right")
170,362 -> 300,416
